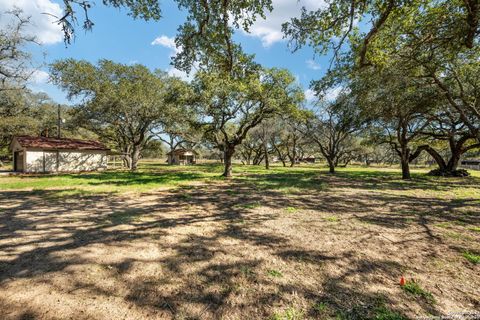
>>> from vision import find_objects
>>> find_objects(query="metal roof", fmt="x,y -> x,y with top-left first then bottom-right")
13,136 -> 109,151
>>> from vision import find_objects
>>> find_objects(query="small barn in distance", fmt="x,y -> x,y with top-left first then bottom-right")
167,149 -> 197,165
298,155 -> 316,163
461,159 -> 480,170
10,136 -> 109,173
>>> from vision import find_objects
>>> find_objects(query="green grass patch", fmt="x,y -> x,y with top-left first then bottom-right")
402,280 -> 435,303
434,222 -> 451,229
285,206 -> 297,214
236,201 -> 262,209
267,269 -> 283,278
372,305 -> 407,320
233,166 -> 326,193
100,209 -> 144,225
271,307 -> 304,320
444,231 -> 474,241
0,169 -> 214,193
240,266 -> 255,277
312,302 -> 328,313
325,216 -> 339,222
463,251 -> 480,264
469,226 -> 480,233
2,161 -> 479,203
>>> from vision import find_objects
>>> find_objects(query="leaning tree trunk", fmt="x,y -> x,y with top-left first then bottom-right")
342,158 -> 352,168
273,145 -> 286,167
424,140 -> 467,175
412,145 -> 448,174
123,156 -> 131,169
222,146 -> 235,178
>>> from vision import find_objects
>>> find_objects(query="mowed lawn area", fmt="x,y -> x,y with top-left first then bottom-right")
0,162 -> 479,319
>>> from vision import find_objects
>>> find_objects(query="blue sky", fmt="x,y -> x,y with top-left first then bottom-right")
1,0 -> 334,104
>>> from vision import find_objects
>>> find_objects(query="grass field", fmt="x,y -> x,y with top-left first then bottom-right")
0,162 -> 479,319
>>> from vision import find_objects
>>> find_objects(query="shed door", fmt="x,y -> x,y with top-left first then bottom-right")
14,151 -> 24,172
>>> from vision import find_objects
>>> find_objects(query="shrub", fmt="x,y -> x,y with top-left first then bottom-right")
427,169 -> 470,177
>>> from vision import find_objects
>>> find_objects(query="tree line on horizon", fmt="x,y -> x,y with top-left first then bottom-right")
1,1 -> 480,178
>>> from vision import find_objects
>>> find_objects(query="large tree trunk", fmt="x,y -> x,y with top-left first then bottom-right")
445,137 -> 467,172
400,155 -> 411,179
399,144 -> 411,179
130,147 -> 141,171
222,146 -> 235,178
446,151 -> 461,172
327,158 -> 335,173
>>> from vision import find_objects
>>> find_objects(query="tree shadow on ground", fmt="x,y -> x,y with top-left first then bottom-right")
239,168 -> 480,194
0,174 -> 478,319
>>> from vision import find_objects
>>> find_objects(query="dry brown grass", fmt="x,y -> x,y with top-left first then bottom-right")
0,167 -> 479,319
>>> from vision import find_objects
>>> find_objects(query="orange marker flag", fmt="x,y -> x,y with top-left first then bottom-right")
400,276 -> 406,286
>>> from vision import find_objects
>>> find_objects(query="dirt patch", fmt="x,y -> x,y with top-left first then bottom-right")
0,174 -> 479,319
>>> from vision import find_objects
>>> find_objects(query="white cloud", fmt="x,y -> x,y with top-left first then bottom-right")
246,0 -> 325,47
151,35 -> 181,57
151,35 -> 177,50
30,69 -> 49,84
304,88 -> 316,102
323,86 -> 342,101
306,59 -> 321,70
0,0 -> 63,45
151,34 -> 197,81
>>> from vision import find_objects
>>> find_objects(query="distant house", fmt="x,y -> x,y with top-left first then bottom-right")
461,159 -> 480,170
167,149 -> 197,165
299,155 -> 316,163
10,136 -> 109,173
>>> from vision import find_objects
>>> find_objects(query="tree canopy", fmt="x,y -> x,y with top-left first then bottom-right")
191,67 -> 304,176
50,59 -> 187,170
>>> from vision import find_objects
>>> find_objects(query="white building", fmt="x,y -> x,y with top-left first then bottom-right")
461,159 -> 480,171
10,136 -> 109,173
